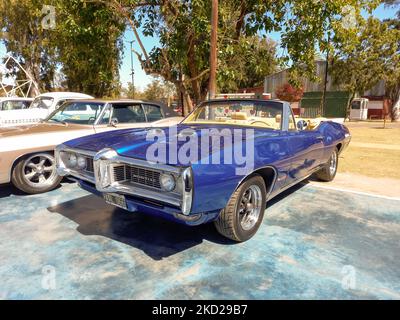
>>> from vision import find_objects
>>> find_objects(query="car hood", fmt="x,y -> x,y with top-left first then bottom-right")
64,124 -> 280,165
0,122 -> 94,152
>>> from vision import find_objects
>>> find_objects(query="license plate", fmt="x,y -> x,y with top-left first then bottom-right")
103,193 -> 127,210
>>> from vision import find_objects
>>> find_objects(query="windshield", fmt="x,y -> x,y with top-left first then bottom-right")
183,100 -> 283,130
46,101 -> 106,125
30,97 -> 54,109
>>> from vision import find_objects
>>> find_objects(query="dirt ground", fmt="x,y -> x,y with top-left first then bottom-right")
320,120 -> 400,198
338,121 -> 400,178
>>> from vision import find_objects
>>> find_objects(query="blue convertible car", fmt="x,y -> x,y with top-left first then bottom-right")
56,99 -> 351,241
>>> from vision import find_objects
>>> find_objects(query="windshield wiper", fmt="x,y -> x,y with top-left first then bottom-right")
49,118 -> 67,125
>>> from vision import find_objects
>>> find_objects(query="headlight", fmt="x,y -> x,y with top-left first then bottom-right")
77,156 -> 86,169
67,153 -> 77,168
160,173 -> 176,191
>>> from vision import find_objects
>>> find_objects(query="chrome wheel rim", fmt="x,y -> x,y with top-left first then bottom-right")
329,152 -> 337,176
239,185 -> 263,231
22,154 -> 58,188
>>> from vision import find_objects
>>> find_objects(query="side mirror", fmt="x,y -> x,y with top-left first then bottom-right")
110,117 -> 119,127
297,119 -> 308,131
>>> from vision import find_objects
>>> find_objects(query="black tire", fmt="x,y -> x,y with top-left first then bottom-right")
11,152 -> 63,194
214,175 -> 266,242
315,148 -> 338,182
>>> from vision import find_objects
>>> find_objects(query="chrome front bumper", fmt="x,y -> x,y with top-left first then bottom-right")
55,144 -> 193,215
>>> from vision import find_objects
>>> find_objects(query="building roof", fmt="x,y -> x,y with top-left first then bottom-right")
69,99 -> 163,104
36,92 -> 94,99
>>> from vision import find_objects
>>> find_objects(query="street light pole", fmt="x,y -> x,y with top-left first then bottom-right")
129,40 -> 135,98
208,0 -> 218,100
321,34 -> 330,117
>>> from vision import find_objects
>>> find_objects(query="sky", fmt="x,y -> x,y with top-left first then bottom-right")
0,3 -> 398,91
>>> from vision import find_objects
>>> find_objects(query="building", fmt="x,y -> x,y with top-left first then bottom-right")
263,60 -> 386,118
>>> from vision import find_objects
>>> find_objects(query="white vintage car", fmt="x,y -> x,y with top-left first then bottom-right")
0,92 -> 93,127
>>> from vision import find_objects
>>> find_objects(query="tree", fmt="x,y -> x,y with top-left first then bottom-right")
330,17 -> 399,117
122,82 -> 136,98
143,78 -> 177,103
55,0 -> 126,97
143,79 -> 166,100
106,0 -> 380,115
275,83 -> 304,104
218,36 -> 277,93
0,0 -> 58,96
1,0 -> 385,104
0,0 -> 126,97
383,0 -> 400,120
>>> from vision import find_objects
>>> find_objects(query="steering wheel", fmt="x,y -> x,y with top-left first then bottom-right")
88,116 -> 96,124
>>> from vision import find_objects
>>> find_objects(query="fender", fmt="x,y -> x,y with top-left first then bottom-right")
234,165 -> 279,200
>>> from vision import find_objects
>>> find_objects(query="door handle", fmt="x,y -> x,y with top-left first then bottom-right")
316,135 -> 324,141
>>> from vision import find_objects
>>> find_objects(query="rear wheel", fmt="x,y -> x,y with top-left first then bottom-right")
11,153 -> 62,194
315,149 -> 338,182
214,175 -> 266,242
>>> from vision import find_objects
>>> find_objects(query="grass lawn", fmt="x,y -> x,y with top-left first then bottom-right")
338,124 -> 400,179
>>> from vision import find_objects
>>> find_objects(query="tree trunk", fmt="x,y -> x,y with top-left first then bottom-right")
176,79 -> 193,117
24,63 -> 41,97
187,36 -> 201,104
344,92 -> 355,122
390,91 -> 400,122
208,0 -> 218,99
183,91 -> 193,116
385,82 -> 400,122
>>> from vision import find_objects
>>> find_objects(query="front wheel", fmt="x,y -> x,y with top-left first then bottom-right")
315,149 -> 338,182
11,153 -> 63,194
214,175 -> 266,242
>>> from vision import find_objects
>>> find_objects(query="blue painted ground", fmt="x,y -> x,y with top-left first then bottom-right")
0,180 -> 399,299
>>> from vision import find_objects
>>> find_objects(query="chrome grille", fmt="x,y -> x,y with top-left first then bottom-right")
113,164 -> 161,189
85,157 -> 94,173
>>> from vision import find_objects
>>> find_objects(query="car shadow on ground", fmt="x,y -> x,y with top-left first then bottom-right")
0,183 -> 26,198
47,180 -> 310,260
0,178 -> 73,199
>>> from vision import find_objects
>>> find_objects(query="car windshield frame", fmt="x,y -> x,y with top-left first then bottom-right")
45,101 -> 106,125
182,100 -> 284,130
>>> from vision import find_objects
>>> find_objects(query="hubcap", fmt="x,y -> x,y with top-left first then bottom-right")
22,154 -> 57,188
329,152 -> 337,176
238,185 -> 263,231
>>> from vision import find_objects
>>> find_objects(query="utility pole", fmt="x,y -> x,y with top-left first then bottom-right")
321,29 -> 331,117
208,0 -> 218,100
129,40 -> 135,98
321,47 -> 329,116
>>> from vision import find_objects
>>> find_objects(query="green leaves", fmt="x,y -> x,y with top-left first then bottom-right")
0,0 -> 126,97
2,0 -> 395,103
330,16 -> 400,97
218,36 -> 277,92
55,0 -> 126,97
129,0 -> 386,102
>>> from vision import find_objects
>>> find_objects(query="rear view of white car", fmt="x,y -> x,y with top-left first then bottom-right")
0,92 -> 93,127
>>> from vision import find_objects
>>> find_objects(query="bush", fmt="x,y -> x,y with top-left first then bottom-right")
275,83 -> 304,103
